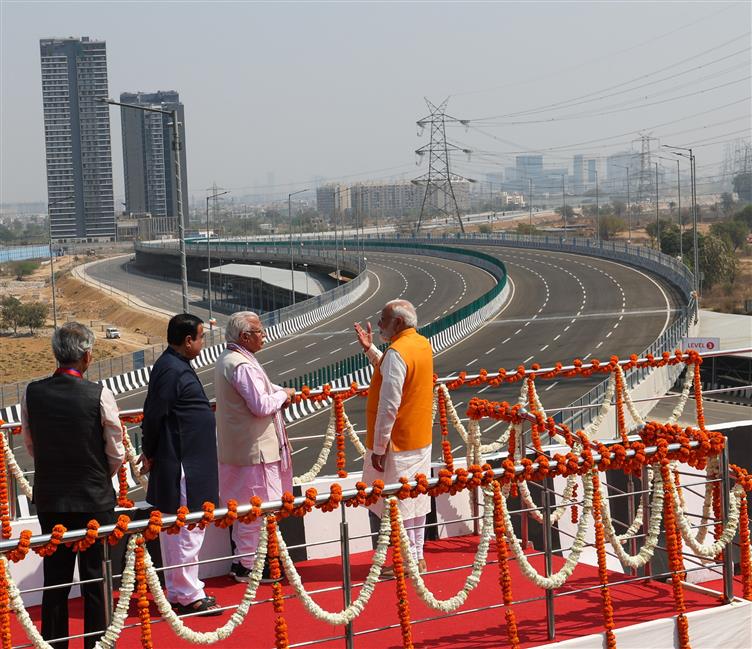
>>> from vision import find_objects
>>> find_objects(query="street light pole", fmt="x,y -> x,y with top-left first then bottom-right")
288,188 -> 309,305
205,189 -> 229,323
663,144 -> 699,296
655,162 -> 661,253
676,159 -> 682,261
333,187 -> 350,285
99,97 -> 189,312
561,175 -> 567,236
46,195 -> 74,329
528,178 -> 533,229
595,170 -> 600,243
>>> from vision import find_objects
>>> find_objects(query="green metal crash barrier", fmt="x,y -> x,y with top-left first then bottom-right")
278,241 -> 508,390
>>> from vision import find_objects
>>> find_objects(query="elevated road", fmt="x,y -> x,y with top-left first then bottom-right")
84,245 -> 683,474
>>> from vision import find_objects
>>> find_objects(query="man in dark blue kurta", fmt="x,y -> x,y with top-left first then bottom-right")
141,313 -> 220,616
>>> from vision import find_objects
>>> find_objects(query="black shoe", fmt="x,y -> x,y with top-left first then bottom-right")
229,562 -> 252,583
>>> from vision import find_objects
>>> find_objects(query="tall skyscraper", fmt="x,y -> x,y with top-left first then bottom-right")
119,91 -> 189,221
40,37 -> 116,241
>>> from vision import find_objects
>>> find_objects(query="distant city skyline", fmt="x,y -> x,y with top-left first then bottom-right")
2,2 -> 750,206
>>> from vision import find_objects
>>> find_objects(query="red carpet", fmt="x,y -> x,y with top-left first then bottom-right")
10,535 -> 728,648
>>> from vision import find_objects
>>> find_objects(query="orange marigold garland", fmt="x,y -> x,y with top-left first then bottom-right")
613,361 -> 629,444
7,529 -> 32,563
591,471 -> 617,649
0,553 -> 11,649
739,491 -> 751,601
72,519 -> 100,553
117,464 -> 135,508
0,439 -> 11,540
389,500 -> 414,649
134,537 -> 153,649
34,525 -> 66,558
712,481 -> 724,563
266,516 -> 289,649
661,461 -> 691,649
333,396 -> 347,478
437,387 -> 454,471
108,515 -> 130,546
492,481 -> 520,648
570,482 -> 579,524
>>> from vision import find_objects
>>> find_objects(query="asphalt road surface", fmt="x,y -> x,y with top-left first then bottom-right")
81,245 -> 684,478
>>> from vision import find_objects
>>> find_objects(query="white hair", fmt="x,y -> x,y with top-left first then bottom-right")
225,311 -> 260,344
51,322 -> 95,364
386,299 -> 418,328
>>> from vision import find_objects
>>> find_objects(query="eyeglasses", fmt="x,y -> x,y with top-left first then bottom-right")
244,329 -> 265,336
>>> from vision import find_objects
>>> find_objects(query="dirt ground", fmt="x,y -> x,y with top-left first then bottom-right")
0,256 -> 168,384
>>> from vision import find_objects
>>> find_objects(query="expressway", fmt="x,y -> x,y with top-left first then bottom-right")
83,245 -> 683,475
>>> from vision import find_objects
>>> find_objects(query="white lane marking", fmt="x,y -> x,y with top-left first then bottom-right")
606,331 -> 612,338
279,368 -> 296,376
540,344 -> 548,351
553,334 -> 561,341
305,342 -> 317,348
468,358 -> 478,365
323,335 -> 333,341
306,357 -> 321,365
583,353 -> 592,360
262,359 -> 274,366
515,329 -> 522,334
284,351 -> 296,357
291,446 -> 309,456
524,355 -> 534,363
487,347 -> 496,353
502,338 -> 511,344
331,347 -> 342,353
545,381 -> 559,391
349,340 -> 358,345
596,342 -> 603,348
479,385 -> 490,393
564,326 -> 570,332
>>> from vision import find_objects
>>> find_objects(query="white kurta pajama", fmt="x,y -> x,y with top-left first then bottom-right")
218,344 -> 292,569
361,344 -> 431,560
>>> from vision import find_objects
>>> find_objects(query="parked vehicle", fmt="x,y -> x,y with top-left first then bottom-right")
105,327 -> 121,339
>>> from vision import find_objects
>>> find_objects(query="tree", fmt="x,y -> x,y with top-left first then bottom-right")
733,172 -> 752,203
612,200 -> 627,219
598,216 -> 626,241
684,233 -> 737,290
555,205 -> 575,220
733,204 -> 752,229
710,220 -> 749,251
19,302 -> 48,334
720,192 -> 735,214
1,296 -> 22,334
516,223 -> 539,235
11,260 -> 39,279
645,219 -> 678,245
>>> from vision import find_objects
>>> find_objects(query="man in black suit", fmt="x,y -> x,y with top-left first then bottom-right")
140,313 -> 220,616
21,322 -> 125,648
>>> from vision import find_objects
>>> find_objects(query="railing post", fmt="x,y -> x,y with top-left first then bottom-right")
5,430 -> 17,521
339,506 -> 354,649
627,474 -> 637,576
541,479 -> 555,639
101,541 -> 114,628
640,464 -> 651,579
719,443 -> 735,604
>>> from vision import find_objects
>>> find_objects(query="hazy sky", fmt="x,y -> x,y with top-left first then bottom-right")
1,1 -> 750,205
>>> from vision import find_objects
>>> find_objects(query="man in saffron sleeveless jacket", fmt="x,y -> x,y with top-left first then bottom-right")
355,299 -> 433,574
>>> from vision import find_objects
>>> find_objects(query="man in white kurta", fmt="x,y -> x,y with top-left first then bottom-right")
356,300 -> 433,573
215,312 -> 295,582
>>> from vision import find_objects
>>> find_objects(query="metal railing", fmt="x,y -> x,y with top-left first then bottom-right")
1,431 -> 742,648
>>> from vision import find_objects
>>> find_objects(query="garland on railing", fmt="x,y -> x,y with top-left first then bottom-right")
2,349 -> 750,649
492,481 -> 520,649
0,553 -> 10,649
389,499 -> 413,649
591,471 -> 617,649
661,461 -> 690,649
267,516 -> 289,649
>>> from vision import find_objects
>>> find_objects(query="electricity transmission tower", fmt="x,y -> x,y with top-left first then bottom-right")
634,133 -> 658,205
412,98 -> 474,233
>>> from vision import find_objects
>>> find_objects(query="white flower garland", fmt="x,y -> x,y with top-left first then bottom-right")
6,535 -> 138,649
142,524 -> 268,643
293,404 -> 366,485
294,408 -> 337,485
668,471 -> 744,559
599,466 -> 664,569
616,365 -> 645,431
398,488 -> 496,612
502,469 -> 594,589
0,430 -> 32,499
667,364 -> 695,425
583,373 -> 616,438
121,424 -> 148,490
694,456 -> 720,545
276,503 -> 392,625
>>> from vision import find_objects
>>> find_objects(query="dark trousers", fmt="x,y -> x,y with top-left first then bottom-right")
38,510 -> 116,649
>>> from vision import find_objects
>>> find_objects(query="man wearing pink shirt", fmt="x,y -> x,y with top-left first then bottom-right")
215,311 -> 296,582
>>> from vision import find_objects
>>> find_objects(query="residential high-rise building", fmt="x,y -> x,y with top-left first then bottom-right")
119,91 -> 189,222
40,36 -> 116,241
